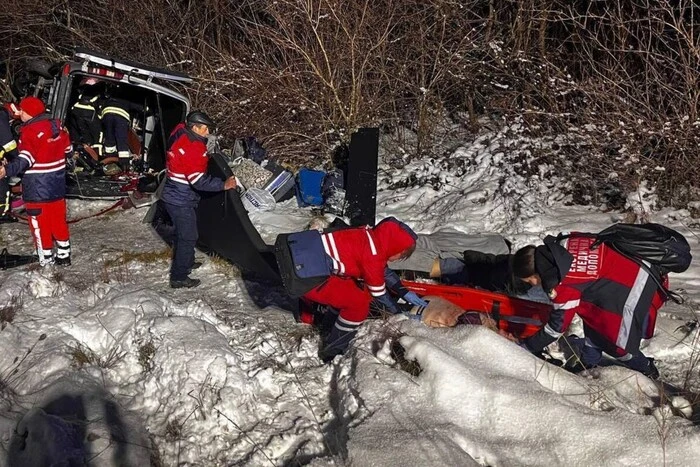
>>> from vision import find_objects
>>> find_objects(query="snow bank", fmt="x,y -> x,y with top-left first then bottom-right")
343,321 -> 700,466
1,122 -> 699,465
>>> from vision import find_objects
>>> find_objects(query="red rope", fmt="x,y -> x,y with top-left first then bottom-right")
11,199 -> 126,225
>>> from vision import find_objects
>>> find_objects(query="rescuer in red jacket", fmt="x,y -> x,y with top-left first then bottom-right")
276,217 -> 419,362
513,234 -> 666,378
160,111 -> 237,288
0,97 -> 73,266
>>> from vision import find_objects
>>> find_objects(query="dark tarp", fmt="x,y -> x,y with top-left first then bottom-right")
345,128 -> 379,226
195,153 -> 282,283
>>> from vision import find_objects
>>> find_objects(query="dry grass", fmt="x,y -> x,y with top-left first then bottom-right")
68,342 -> 126,369
164,419 -> 182,443
138,342 -> 156,373
208,254 -> 242,279
0,294 -> 22,330
99,248 -> 171,284
390,338 -> 422,377
103,248 -> 172,268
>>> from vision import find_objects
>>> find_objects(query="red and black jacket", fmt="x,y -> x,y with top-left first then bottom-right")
161,123 -> 224,207
6,114 -> 71,202
525,234 -> 667,355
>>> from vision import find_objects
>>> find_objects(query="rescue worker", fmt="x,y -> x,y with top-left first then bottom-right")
66,77 -> 104,156
0,97 -> 73,266
101,86 -> 138,173
275,217 -> 420,362
513,234 -> 665,378
161,111 -> 237,289
0,102 -> 20,223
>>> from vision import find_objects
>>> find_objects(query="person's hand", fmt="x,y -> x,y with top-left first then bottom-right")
224,176 -> 237,190
374,293 -> 400,314
0,165 -> 6,178
402,291 -> 428,307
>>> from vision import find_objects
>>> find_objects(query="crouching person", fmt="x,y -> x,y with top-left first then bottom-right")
0,97 -> 72,266
161,111 -> 237,288
275,217 -> 418,362
512,235 -> 666,378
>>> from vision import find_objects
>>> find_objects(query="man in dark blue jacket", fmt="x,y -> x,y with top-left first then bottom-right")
161,111 -> 236,288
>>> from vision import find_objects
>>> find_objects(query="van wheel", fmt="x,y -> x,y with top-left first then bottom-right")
9,70 -> 36,99
24,59 -> 54,79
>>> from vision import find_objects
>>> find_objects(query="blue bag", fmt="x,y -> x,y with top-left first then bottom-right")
274,230 -> 332,297
296,168 -> 326,206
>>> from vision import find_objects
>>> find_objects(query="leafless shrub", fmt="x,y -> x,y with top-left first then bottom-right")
1,0 -> 697,207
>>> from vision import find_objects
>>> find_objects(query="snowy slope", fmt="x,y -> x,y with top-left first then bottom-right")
0,126 -> 699,466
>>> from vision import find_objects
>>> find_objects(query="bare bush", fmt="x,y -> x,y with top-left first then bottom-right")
1,0 -> 698,206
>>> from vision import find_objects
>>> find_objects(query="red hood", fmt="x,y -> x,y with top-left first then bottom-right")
372,217 -> 417,259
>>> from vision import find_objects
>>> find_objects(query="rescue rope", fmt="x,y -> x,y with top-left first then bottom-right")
10,198 -> 125,225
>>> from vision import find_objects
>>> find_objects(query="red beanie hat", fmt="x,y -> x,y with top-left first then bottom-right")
19,96 -> 46,117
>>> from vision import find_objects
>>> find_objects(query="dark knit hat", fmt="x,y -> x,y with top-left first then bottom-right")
534,245 -> 561,293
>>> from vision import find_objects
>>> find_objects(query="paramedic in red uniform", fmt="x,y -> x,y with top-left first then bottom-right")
513,235 -> 666,378
297,218 -> 419,361
0,97 -> 73,266
161,111 -> 236,289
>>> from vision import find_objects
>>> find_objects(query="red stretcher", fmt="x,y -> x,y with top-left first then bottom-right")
401,281 -> 553,338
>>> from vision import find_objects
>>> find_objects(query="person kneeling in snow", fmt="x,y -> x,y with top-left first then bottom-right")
512,236 -> 664,378
275,217 -> 422,362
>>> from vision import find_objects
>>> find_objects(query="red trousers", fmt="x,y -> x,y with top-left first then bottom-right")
304,276 -> 372,324
25,199 -> 70,265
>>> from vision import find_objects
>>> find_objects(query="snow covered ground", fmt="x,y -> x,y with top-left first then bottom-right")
1,126 -> 700,466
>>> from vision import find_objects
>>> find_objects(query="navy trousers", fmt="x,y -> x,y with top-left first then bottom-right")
102,114 -> 129,156
0,176 -> 9,215
163,202 -> 198,281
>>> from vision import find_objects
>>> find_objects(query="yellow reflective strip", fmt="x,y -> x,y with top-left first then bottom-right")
72,103 -> 95,111
100,106 -> 130,120
2,140 -> 16,152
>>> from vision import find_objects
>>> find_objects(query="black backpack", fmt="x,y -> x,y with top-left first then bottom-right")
559,223 -> 692,303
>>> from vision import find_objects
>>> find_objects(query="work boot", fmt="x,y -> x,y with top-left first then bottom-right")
170,277 -> 201,289
643,358 -> 660,380
0,214 -> 17,224
319,306 -> 341,339
619,353 -> 660,379
318,324 -> 356,363
55,256 -> 71,267
189,261 -> 202,271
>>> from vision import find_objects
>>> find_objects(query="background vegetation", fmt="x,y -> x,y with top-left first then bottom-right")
1,0 -> 698,208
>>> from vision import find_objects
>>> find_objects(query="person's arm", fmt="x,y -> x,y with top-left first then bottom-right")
385,267 -> 428,307
190,172 -> 226,192
185,142 -> 229,192
523,285 -> 581,353
0,118 -> 17,160
361,258 -> 401,314
5,137 -> 34,178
